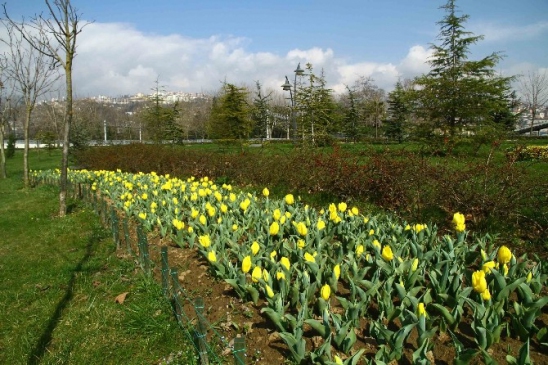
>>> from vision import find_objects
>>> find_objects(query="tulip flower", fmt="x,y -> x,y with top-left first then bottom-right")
250,241 -> 260,255
481,288 -> 491,301
304,252 -> 316,263
482,261 -> 496,273
381,245 -> 394,261
320,284 -> 331,300
297,239 -> 306,249
276,270 -> 286,281
334,355 -> 343,365
172,218 -> 184,230
207,251 -> 217,263
355,245 -> 364,257
262,268 -> 271,282
199,235 -> 211,248
338,202 -> 347,212
280,257 -> 290,271
351,207 -> 359,215
272,209 -> 281,221
333,264 -> 341,280
472,270 -> 487,293
139,212 -> 146,220
296,222 -> 308,236
265,285 -> 274,298
526,271 -> 533,283
497,246 -> 512,265
316,219 -> 326,231
372,239 -> 381,250
417,302 -> 427,317
411,258 -> 419,272
199,215 -> 207,226
252,266 -> 262,283
242,256 -> 252,273
262,188 -> 269,197
285,194 -> 295,205
269,221 -> 280,236
452,212 -> 466,232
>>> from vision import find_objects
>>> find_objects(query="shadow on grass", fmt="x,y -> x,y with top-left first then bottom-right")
27,225 -> 106,365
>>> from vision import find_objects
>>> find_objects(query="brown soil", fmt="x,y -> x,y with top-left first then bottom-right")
113,220 -> 548,365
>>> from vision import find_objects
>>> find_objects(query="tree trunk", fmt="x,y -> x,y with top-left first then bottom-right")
23,105 -> 32,187
0,124 -> 6,179
59,60 -> 73,217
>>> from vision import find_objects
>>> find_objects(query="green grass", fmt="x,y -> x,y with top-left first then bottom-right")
0,150 -> 195,365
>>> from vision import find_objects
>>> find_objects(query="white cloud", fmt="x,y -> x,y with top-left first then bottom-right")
472,21 -> 548,42
16,21 -> 533,98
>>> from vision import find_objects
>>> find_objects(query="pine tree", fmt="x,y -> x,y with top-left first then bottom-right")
415,0 -> 513,139
207,83 -> 253,143
384,81 -> 410,143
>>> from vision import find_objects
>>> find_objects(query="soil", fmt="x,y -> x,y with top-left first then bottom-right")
114,220 -> 548,365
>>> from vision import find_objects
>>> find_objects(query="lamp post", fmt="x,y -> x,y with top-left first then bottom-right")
281,63 -> 305,141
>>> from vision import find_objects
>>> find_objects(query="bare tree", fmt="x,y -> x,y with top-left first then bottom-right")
1,20 -> 60,187
519,70 -> 548,135
0,60 -> 15,178
4,0 -> 88,216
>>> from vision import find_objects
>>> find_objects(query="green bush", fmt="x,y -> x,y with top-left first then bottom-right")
6,134 -> 16,158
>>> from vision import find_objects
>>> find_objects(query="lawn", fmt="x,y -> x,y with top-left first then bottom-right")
0,150 -> 195,365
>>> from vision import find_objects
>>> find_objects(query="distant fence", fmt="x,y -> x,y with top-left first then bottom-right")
33,175 -> 247,365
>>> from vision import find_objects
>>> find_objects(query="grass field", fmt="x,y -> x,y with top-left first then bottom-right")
0,150 -> 194,365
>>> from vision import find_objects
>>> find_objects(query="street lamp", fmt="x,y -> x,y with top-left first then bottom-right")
281,63 -> 305,141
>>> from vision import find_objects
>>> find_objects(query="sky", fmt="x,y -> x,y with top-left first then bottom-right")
2,0 -> 548,98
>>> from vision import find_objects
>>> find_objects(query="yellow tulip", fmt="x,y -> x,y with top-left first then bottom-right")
316,219 -> 326,231
252,266 -> 262,283
452,212 -> 466,232
265,285 -> 274,298
333,264 -> 341,280
472,270 -> 487,293
251,241 -> 260,255
411,258 -> 419,272
262,268 -> 271,282
280,257 -> 290,271
351,207 -> 359,215
526,271 -> 533,283
297,239 -> 306,249
262,187 -> 269,197
372,239 -> 381,250
199,215 -> 207,226
232,224 -> 238,231
338,202 -> 347,212
320,284 -> 331,300
369,229 -> 375,236
242,256 -> 252,273
172,218 -> 184,230
207,251 -> 217,263
272,209 -> 281,221
285,194 -> 295,205
269,221 -> 280,236
199,235 -> 211,248
220,204 -> 228,213
276,270 -> 286,281
497,246 -> 512,265
304,252 -> 316,263
381,246 -> 394,261
417,302 -> 427,317
334,355 -> 343,365
481,288 -> 491,301
296,222 -> 308,236
138,212 -> 146,220
270,250 -> 277,260
239,198 -> 251,212
356,244 -> 364,257
482,261 -> 496,273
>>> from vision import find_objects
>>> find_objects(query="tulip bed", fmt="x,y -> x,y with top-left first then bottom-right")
33,168 -> 548,364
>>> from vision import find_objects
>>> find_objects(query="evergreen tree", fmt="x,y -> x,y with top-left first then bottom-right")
251,81 -> 272,139
296,64 -> 338,146
208,83 -> 253,143
342,86 -> 360,142
384,81 -> 410,143
140,86 -> 182,144
414,0 -> 514,140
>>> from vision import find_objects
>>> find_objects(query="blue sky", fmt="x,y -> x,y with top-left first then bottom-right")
4,0 -> 547,97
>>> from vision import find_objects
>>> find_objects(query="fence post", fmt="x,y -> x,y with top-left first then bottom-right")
233,336 -> 246,365
161,247 -> 169,297
123,217 -> 132,254
194,297 -> 209,365
170,268 -> 182,324
136,224 -> 150,275
111,207 -> 120,249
